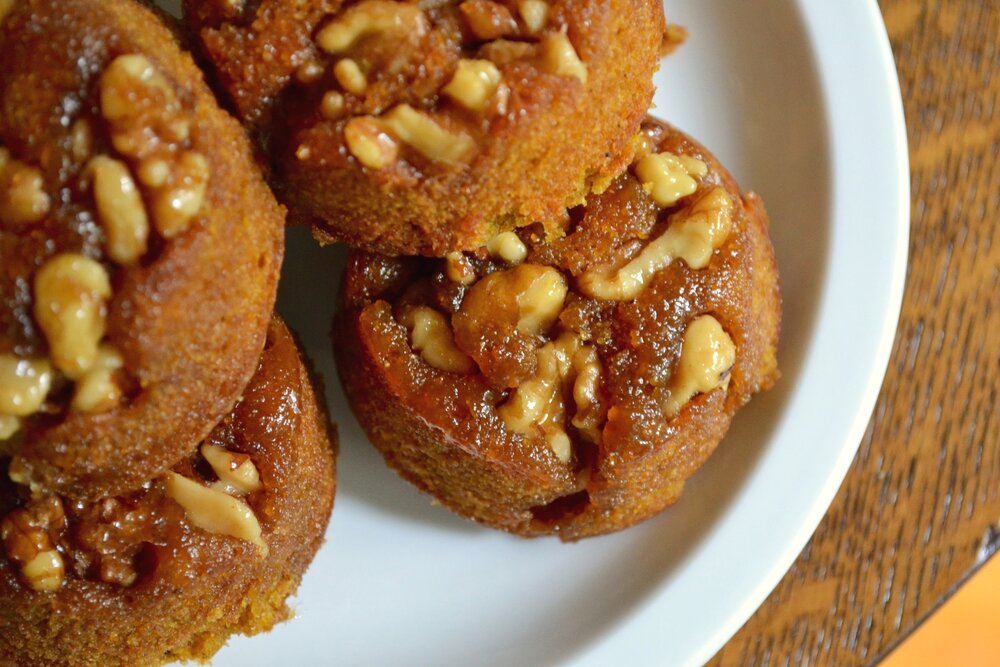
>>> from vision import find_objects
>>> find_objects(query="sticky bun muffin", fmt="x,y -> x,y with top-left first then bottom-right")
0,318 -> 337,667
0,0 -> 285,499
335,117 -> 781,540
185,0 -> 666,255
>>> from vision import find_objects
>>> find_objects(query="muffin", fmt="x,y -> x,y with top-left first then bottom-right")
0,0 -> 285,500
335,117 -> 781,540
0,318 -> 337,666
185,0 -> 666,255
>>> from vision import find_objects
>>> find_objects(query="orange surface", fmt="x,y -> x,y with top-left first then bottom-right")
882,553 -> 1000,666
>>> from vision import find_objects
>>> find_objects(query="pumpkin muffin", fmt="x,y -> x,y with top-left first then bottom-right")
334,117 -> 781,540
0,318 -> 337,666
0,0 -> 285,500
185,0 -> 666,255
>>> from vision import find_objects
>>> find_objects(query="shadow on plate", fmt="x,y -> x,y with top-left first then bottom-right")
278,227 -> 480,534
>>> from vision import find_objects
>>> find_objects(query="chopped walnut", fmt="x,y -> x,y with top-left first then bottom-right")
344,116 -> 400,169
380,104 -> 476,165
100,55 -> 189,161
579,187 -> 734,301
444,59 -> 503,112
399,306 -> 476,373
89,155 -> 150,264
1,496 -> 67,592
542,31 -> 587,83
512,265 -> 567,335
163,472 -> 267,554
459,1 -> 517,40
70,345 -> 124,414
316,0 -> 428,54
0,148 -> 51,227
69,119 -> 93,163
0,414 -> 20,440
100,55 -> 207,239
321,91 -> 346,120
33,253 -> 112,377
295,60 -> 327,85
201,444 -> 263,496
664,315 -> 736,417
334,58 -> 368,95
455,264 -> 567,348
148,150 -> 209,238
498,332 -> 603,462
518,0 -> 549,33
634,151 -> 707,208
486,231 -> 527,264
444,252 -> 476,285
0,355 -> 53,418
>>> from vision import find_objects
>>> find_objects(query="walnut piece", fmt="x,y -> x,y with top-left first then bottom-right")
148,150 -> 209,239
1,496 -> 67,592
33,254 -> 112,378
579,187 -> 734,301
344,116 -> 400,169
0,148 -> 50,227
443,59 -> 503,112
634,151 -> 707,208
89,155 -> 150,264
334,58 -> 368,95
542,31 -> 587,83
459,1 -> 517,41
399,306 -> 476,373
70,345 -> 124,414
512,265 -> 567,335
316,1 -> 428,54
498,332 -> 603,462
201,444 -> 263,496
0,355 -> 53,417
518,0 -> 549,33
100,55 -> 207,239
0,414 -> 20,440
485,231 -> 527,264
664,315 -> 736,417
163,472 -> 267,554
380,104 -> 476,165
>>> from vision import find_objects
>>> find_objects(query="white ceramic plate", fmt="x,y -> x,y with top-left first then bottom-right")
181,0 -> 909,665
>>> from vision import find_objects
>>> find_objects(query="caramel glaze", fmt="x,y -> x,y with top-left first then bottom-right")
335,117 -> 781,540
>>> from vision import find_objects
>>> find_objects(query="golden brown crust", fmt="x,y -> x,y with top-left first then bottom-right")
0,0 -> 285,500
186,0 -> 665,255
0,318 -> 337,667
335,117 -> 781,540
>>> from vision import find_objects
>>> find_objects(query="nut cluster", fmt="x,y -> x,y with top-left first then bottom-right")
1,496 -> 66,592
498,331 -> 603,463
394,144 -> 740,464
98,54 -> 209,240
298,0 -> 591,171
0,54 -> 211,443
0,442 -> 269,593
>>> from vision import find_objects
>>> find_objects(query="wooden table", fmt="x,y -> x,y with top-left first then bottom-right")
711,1 -> 999,664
